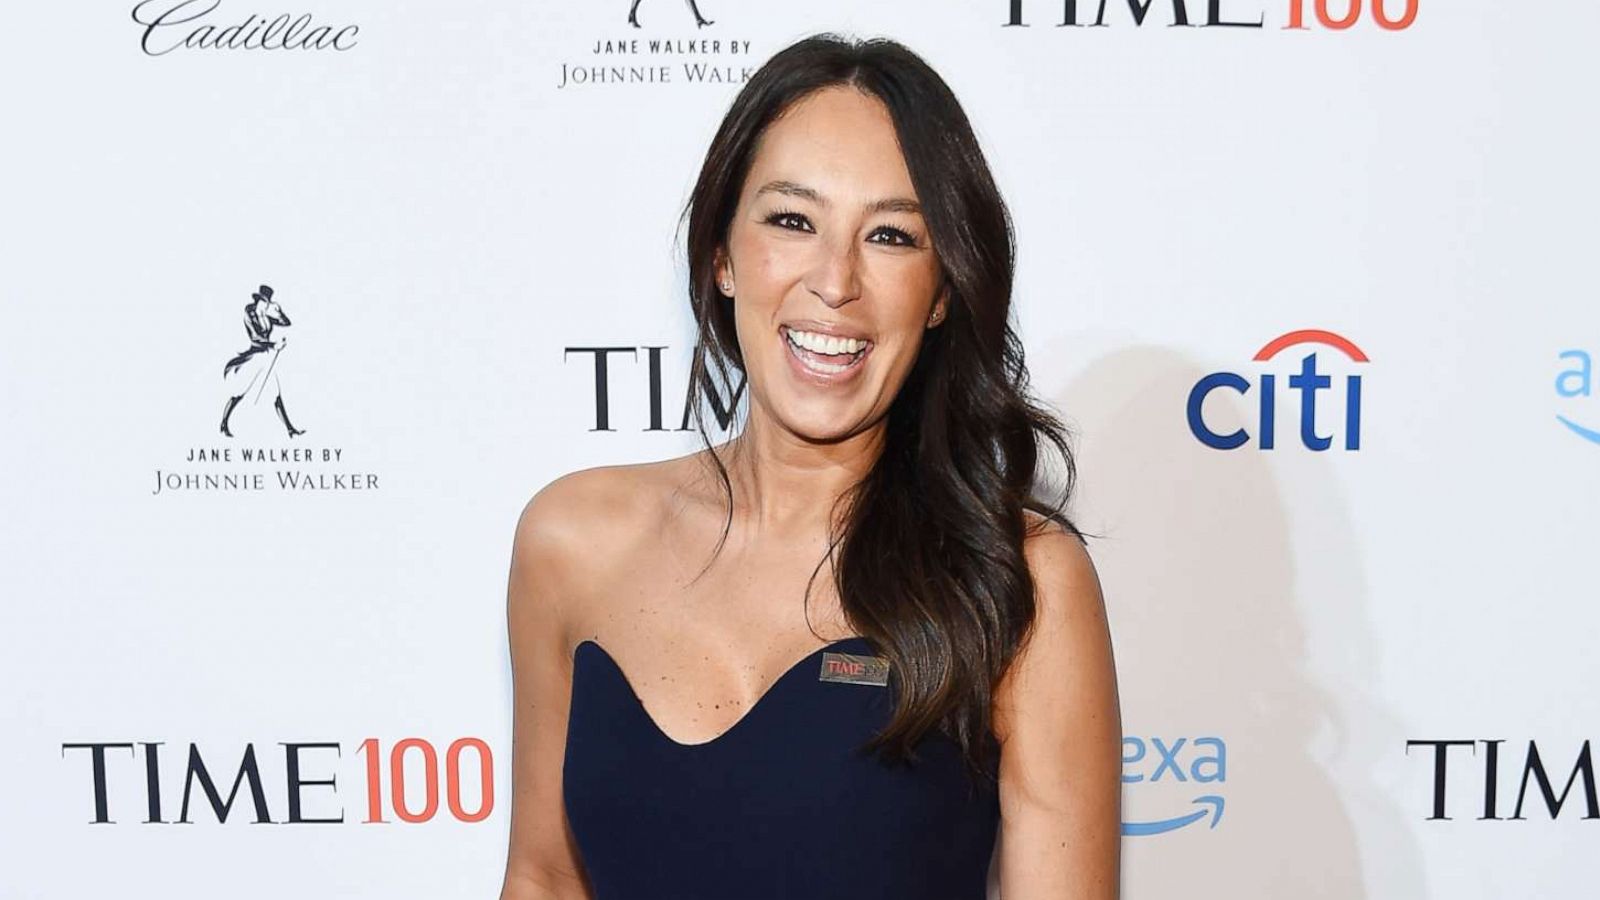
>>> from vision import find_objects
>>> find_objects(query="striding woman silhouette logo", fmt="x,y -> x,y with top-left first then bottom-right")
627,0 -> 714,28
220,283 -> 305,438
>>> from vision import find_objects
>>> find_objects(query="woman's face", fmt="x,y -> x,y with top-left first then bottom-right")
716,84 -> 947,444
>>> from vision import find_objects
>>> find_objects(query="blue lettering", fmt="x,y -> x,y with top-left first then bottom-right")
1121,735 -> 1230,836
1556,350 -> 1592,397
1187,372 -> 1250,449
1259,373 -> 1276,450
1189,348 -> 1363,452
1151,737 -> 1188,782
1192,737 -> 1227,782
1345,375 -> 1362,450
1289,352 -> 1332,450
1555,349 -> 1600,444
1122,737 -> 1147,784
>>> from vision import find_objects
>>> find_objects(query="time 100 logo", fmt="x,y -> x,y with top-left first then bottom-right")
1002,1 -> 1416,30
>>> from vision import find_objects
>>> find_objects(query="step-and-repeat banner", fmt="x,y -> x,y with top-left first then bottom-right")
4,1 -> 1594,897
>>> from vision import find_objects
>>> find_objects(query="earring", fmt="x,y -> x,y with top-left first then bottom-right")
721,280 -> 733,294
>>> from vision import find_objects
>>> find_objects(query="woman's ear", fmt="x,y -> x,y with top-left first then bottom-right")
928,282 -> 950,327
715,249 -> 734,297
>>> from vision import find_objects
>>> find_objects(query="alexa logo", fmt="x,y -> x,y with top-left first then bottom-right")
1121,735 -> 1226,836
1188,329 -> 1368,451
1555,348 -> 1599,446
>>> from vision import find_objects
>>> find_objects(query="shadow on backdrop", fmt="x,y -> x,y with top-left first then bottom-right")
985,341 -> 1425,899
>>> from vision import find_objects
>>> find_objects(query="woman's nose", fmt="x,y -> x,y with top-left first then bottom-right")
805,234 -> 863,308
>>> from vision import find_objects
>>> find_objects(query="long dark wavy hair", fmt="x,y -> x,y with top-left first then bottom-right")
675,33 -> 1085,788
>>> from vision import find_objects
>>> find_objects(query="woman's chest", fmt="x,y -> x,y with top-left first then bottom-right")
561,636 -> 1000,898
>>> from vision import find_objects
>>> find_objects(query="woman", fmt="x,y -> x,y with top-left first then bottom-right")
500,33 -> 1120,900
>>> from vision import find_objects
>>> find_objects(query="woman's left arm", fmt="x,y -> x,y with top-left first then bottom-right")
992,523 -> 1122,898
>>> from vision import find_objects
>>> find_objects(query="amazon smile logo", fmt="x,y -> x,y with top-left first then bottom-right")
1555,348 -> 1600,446
1121,735 -> 1227,837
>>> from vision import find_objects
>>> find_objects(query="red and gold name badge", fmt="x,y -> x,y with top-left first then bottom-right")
818,651 -> 890,686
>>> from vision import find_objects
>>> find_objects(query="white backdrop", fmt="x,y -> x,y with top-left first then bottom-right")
3,1 -> 1596,897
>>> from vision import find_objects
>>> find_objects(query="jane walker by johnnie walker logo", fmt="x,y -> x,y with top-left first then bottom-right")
555,0 -> 756,90
150,281 -> 381,496
221,284 -> 304,440
628,0 -> 715,29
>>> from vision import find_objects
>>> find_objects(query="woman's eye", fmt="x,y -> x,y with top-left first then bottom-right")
763,211 -> 920,248
871,227 -> 919,248
765,211 -> 812,232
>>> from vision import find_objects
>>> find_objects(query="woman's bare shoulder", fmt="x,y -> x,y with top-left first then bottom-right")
1021,507 -> 1082,544
516,464 -> 652,558
511,454 -> 705,588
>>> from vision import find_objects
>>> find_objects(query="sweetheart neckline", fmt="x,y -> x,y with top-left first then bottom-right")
572,636 -> 874,749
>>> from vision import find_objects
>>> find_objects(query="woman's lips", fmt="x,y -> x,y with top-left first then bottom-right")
780,325 -> 872,385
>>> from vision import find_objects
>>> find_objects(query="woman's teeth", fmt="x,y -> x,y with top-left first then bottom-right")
784,326 -> 868,374
786,327 -> 866,355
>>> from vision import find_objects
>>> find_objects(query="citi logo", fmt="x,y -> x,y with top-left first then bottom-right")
1121,735 -> 1226,836
1555,348 -> 1599,445
1188,329 -> 1368,451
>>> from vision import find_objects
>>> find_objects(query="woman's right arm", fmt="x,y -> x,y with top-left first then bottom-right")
499,480 -> 594,900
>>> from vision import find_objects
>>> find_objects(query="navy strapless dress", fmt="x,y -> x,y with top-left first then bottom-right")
563,636 -> 1001,899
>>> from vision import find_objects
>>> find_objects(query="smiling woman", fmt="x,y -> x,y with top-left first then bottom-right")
500,32 -> 1121,900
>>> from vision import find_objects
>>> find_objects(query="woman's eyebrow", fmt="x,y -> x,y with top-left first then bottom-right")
755,179 -> 922,215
